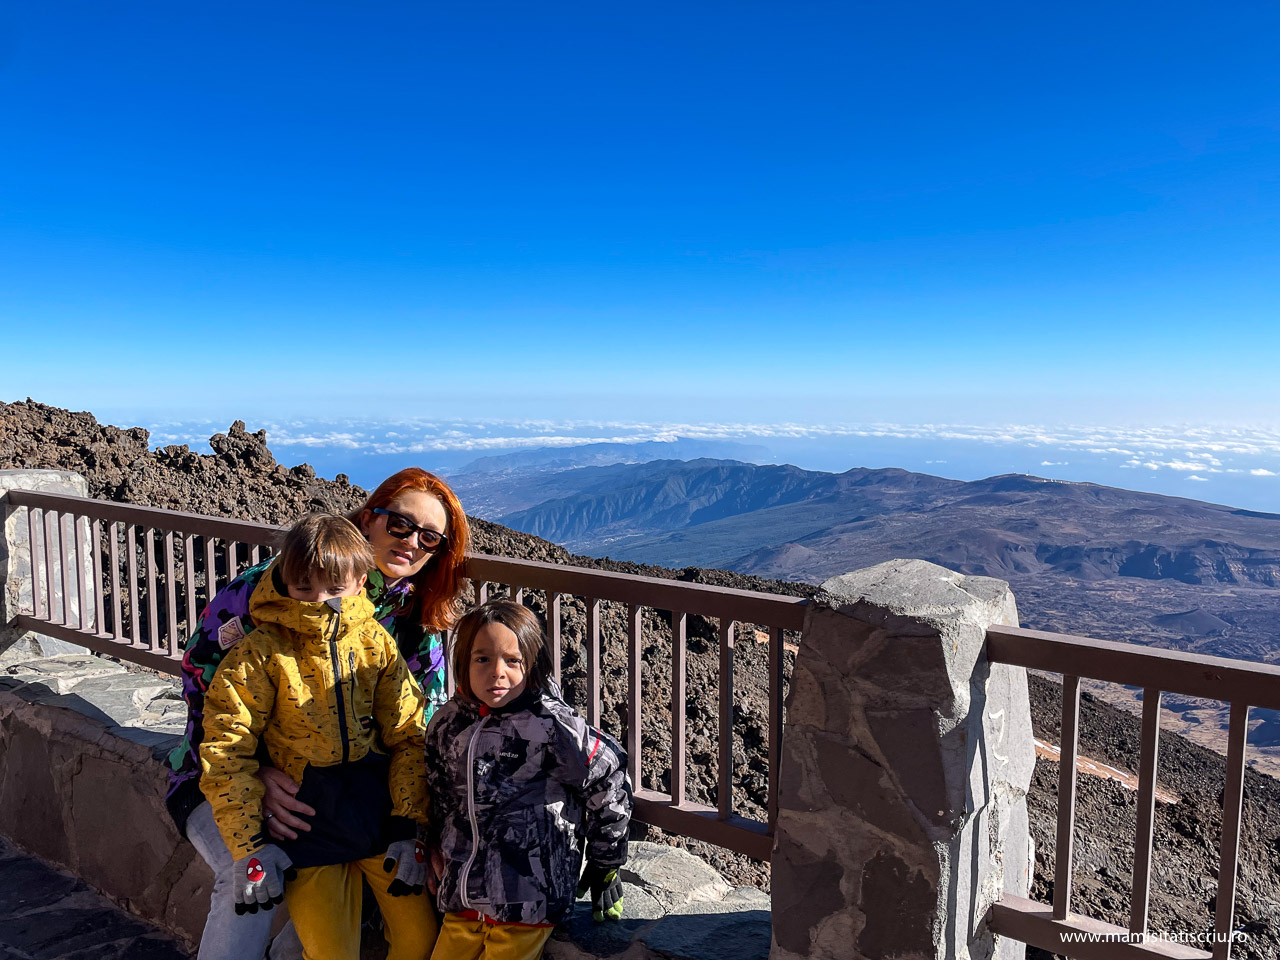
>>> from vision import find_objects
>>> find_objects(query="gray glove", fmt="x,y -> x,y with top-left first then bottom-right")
383,839 -> 427,896
232,845 -> 295,915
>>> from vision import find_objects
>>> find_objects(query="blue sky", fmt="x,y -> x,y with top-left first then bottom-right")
2,3 -> 1279,429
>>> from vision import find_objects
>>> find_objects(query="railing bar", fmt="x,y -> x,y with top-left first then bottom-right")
1212,702 -> 1250,960
52,511 -> 67,625
203,536 -> 217,608
627,604 -> 642,789
226,540 -> 239,582
109,521 -> 122,640
5,490 -> 279,543
586,597 -> 601,728
768,624 -> 784,831
1129,687 -> 1162,936
163,530 -> 178,656
548,592 -> 561,686
476,580 -> 489,604
91,519 -> 104,635
43,510 -> 57,624
145,528 -> 160,652
250,543 -> 261,565
512,585 -> 524,604
74,514 -> 88,630
463,552 -> 807,630
26,507 -> 43,619
183,533 -> 197,640
671,611 -> 687,807
1053,674 -> 1081,921
988,624 -> 1280,712
126,525 -> 140,644
717,619 -> 736,820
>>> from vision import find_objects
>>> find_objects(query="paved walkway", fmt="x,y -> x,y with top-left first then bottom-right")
0,836 -> 188,960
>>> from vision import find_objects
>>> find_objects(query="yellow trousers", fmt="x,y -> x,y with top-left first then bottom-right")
428,911 -> 554,960
286,854 -> 439,960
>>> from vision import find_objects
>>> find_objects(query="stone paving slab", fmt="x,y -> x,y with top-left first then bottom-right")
2,656 -> 126,697
33,674 -> 177,728
0,835 -> 188,960
549,846 -> 770,960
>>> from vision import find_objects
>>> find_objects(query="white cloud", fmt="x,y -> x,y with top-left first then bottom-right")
136,417 -> 1280,485
1187,475 -> 1209,482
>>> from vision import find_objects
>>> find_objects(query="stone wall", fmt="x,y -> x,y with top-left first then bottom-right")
0,672 -> 211,947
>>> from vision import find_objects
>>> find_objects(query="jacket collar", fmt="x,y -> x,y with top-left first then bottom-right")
365,567 -> 415,620
248,559 -> 376,645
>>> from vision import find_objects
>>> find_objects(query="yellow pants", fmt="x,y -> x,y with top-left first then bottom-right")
428,911 -> 554,960
286,854 -> 439,960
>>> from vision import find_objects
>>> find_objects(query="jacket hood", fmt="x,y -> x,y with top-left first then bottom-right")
249,560 -> 376,644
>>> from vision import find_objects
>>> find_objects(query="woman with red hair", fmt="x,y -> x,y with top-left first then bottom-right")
167,467 -> 470,960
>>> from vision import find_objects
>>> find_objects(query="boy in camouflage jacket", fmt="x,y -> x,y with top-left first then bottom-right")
426,600 -> 631,960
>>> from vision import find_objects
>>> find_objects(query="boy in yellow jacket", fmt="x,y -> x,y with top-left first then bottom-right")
200,513 -> 436,960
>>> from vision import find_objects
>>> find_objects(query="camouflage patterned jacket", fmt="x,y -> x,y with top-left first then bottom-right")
165,558 -> 446,835
426,688 -> 632,925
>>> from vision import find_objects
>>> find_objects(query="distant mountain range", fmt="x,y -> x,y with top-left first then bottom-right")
453,451 -> 1280,770
468,456 -> 1280,587
444,440 -> 771,516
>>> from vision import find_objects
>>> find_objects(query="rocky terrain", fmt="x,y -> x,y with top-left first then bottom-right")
4,399 -> 1279,956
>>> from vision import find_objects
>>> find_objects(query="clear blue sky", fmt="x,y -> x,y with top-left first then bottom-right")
2,2 -> 1278,424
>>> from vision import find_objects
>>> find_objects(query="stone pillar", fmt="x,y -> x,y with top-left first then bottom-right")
770,559 -> 1034,960
1,470 -> 93,661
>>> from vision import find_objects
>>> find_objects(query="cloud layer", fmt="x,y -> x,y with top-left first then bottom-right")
144,417 -> 1280,483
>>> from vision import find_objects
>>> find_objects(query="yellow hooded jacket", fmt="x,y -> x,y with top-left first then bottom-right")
199,563 -> 427,860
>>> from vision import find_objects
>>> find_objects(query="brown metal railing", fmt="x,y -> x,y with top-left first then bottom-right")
985,625 -> 1280,960
4,490 -> 804,860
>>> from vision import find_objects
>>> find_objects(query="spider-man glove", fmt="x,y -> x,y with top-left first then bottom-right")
383,839 -> 427,896
232,845 -> 295,915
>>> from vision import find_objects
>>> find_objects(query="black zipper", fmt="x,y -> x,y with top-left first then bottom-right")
348,648 -> 358,728
328,607 -> 351,764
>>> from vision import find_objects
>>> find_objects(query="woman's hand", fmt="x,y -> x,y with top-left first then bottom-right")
428,846 -> 444,895
257,767 -> 315,842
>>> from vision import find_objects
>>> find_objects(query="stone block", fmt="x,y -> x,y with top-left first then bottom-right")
0,633 -> 90,669
621,844 -> 732,911
1,470 -> 95,643
771,559 -> 1032,960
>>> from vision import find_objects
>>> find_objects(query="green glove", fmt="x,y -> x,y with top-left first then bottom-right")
576,863 -> 624,921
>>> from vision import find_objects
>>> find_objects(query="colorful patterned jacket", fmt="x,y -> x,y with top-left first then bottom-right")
199,570 -> 426,863
165,558 -> 446,834
426,687 -> 632,925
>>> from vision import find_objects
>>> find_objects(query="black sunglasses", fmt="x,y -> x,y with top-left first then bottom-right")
371,508 -> 448,551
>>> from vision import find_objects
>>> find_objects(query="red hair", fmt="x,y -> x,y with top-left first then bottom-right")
359,467 -> 470,633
